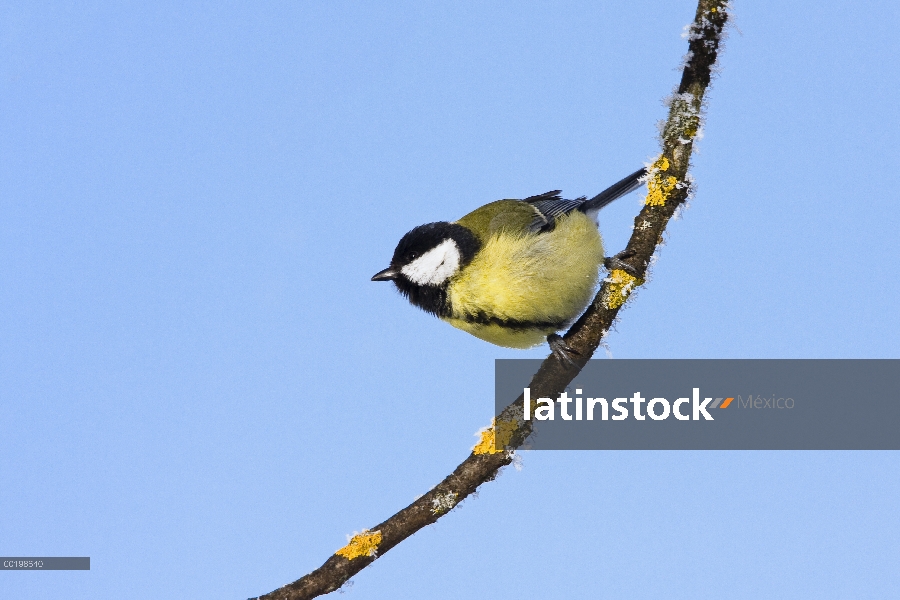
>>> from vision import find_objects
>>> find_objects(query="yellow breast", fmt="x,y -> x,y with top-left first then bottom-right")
443,211 -> 604,348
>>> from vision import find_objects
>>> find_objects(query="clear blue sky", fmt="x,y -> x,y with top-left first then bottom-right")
2,1 -> 899,598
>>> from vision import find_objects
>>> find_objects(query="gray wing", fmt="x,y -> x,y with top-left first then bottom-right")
521,168 -> 647,233
522,191 -> 586,233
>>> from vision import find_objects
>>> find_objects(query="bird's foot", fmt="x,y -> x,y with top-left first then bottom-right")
604,251 -> 641,278
548,334 -> 580,368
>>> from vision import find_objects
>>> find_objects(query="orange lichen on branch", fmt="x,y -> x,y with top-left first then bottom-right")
472,417 -> 518,455
644,156 -> 678,207
602,269 -> 642,310
335,530 -> 382,560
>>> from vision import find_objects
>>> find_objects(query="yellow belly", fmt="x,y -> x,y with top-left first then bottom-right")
444,212 -> 604,348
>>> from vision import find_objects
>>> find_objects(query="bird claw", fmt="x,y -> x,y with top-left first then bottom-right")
548,334 -> 580,368
604,252 -> 641,278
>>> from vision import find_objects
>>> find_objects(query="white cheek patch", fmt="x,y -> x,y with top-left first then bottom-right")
401,238 -> 461,286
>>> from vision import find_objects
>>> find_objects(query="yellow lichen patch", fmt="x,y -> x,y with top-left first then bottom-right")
644,156 -> 678,207
335,530 -> 382,560
473,417 -> 518,455
603,269 -> 641,310
681,115 -> 700,139
494,417 -> 517,448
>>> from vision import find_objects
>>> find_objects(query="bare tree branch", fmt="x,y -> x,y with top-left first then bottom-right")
251,2 -> 729,598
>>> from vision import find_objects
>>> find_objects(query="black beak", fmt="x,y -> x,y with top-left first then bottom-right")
371,267 -> 399,281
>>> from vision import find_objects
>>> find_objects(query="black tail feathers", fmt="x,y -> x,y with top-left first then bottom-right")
580,167 -> 647,213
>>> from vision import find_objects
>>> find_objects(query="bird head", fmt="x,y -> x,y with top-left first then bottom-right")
372,222 -> 480,315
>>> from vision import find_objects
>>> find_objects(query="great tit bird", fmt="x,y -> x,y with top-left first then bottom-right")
372,168 -> 646,358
